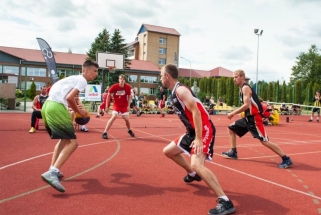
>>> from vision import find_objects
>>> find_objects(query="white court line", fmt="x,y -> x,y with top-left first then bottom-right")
0,140 -> 121,204
208,160 -> 321,201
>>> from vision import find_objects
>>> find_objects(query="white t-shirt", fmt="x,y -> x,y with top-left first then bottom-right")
48,75 -> 87,108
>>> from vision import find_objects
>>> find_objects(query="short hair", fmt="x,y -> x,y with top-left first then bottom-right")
41,86 -> 46,90
119,74 -> 127,81
162,64 -> 178,79
83,60 -> 99,69
234,69 -> 245,77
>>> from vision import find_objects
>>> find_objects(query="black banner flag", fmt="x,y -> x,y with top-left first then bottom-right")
36,38 -> 59,83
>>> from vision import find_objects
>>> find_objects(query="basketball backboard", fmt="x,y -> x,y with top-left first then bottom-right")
96,52 -> 124,70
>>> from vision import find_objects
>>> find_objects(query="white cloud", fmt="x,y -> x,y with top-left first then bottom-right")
0,0 -> 320,83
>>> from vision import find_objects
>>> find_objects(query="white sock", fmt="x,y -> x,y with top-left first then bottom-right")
50,166 -> 59,173
219,196 -> 229,201
317,117 -> 319,120
188,171 -> 196,177
310,117 -> 313,120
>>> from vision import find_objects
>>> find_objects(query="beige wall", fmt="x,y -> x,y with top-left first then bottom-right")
137,31 -> 180,69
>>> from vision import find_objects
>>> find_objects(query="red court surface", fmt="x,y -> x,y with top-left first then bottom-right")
0,112 -> 320,215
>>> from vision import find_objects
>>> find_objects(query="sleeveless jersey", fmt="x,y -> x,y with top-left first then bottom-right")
38,94 -> 48,109
240,83 -> 263,117
171,82 -> 211,136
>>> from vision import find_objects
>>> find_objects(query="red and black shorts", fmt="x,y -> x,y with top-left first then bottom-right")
174,121 -> 215,161
228,115 -> 269,141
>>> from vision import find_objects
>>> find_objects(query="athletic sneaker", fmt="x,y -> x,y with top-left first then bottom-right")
41,170 -> 65,192
57,171 -> 64,178
160,113 -> 165,118
184,173 -> 202,183
208,198 -> 236,215
137,111 -> 141,117
102,132 -> 108,139
96,115 -> 100,118
29,127 -> 35,133
48,168 -> 64,178
278,157 -> 293,168
80,127 -> 89,132
308,119 -> 313,122
221,149 -> 238,159
128,130 -> 135,137
317,119 -> 320,123
100,111 -> 104,116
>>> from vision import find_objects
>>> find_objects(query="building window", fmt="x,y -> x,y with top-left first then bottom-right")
3,66 -> 19,75
159,58 -> 166,65
21,67 -> 46,77
159,37 -> 167,44
159,48 -> 167,54
128,75 -> 138,82
21,81 -> 46,90
140,87 -> 156,95
140,76 -> 157,84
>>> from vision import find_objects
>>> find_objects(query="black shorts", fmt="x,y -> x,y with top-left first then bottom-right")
228,115 -> 268,141
312,107 -> 320,113
130,99 -> 137,108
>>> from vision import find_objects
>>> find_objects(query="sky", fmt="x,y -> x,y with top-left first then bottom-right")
1,0 -> 321,83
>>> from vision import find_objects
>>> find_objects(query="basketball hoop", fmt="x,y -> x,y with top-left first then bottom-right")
108,66 -> 116,73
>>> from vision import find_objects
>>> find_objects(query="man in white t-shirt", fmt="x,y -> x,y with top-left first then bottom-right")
40,60 -> 98,193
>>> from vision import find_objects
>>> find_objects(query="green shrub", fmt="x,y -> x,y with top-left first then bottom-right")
15,89 -> 24,98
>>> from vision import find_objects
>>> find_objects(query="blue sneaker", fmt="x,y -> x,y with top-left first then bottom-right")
221,149 -> 238,159
278,157 -> 293,168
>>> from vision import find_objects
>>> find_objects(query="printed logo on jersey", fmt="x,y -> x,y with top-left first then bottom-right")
116,90 -> 126,96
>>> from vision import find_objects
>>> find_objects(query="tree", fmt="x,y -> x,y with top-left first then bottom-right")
86,28 -> 129,87
86,28 -> 110,61
28,82 -> 36,99
290,45 -> 321,86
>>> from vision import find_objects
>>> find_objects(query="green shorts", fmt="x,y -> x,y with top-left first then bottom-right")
42,100 -> 76,139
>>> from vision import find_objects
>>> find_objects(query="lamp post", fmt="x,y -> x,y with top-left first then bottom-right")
180,56 -> 191,87
254,29 -> 263,95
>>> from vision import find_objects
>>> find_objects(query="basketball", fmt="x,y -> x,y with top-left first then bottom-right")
74,111 -> 90,125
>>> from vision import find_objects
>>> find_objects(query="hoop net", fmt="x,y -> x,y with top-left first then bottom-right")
108,66 -> 116,73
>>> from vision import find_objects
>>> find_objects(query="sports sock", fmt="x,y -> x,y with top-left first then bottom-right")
310,116 -> 313,120
188,171 -> 196,177
219,196 -> 229,201
50,166 -> 59,173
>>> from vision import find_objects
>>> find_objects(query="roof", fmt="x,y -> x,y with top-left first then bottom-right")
178,67 -> 233,78
138,24 -> 181,36
0,46 -> 87,65
125,40 -> 139,48
128,60 -> 160,72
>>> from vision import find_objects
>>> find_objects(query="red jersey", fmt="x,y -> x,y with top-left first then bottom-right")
109,83 -> 131,110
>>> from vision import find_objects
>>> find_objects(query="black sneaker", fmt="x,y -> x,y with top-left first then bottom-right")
102,132 -> 108,139
183,173 -> 202,183
208,198 -> 235,215
96,115 -> 100,118
317,119 -> 319,123
128,130 -> 135,137
308,119 -> 313,122
278,157 -> 293,168
221,149 -> 238,159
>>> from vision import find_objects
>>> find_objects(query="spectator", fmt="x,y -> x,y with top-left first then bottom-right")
218,97 -> 224,106
210,96 -> 216,109
308,90 -> 320,122
269,105 -> 280,125
203,96 -> 210,107
29,86 -> 48,133
137,92 -> 144,108
96,86 -> 109,118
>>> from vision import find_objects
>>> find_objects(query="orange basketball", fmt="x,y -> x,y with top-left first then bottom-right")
74,111 -> 90,125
